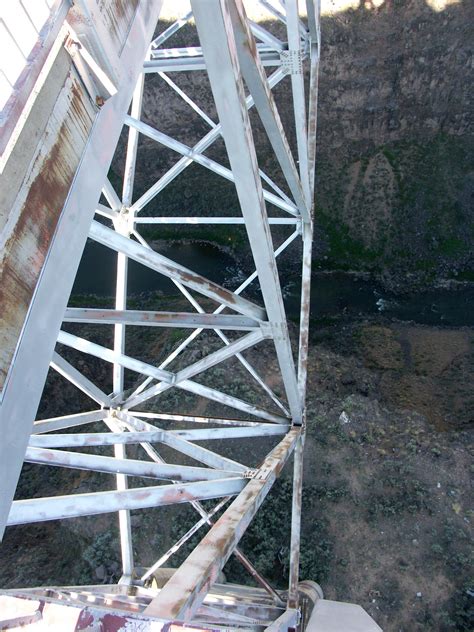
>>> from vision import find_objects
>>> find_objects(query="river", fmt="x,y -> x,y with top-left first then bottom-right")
72,240 -> 474,327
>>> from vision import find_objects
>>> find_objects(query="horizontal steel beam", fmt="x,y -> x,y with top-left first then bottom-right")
89,220 -> 267,321
126,411 -> 270,426
133,217 -> 298,225
24,447 -> 243,482
29,429 -> 165,447
7,478 -> 246,525
149,43 -> 278,60
169,425 -> 289,441
144,51 -> 281,73
32,410 -> 107,434
29,424 -> 289,448
64,308 -> 260,330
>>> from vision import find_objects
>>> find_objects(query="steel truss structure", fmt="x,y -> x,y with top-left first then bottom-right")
0,1 -> 325,629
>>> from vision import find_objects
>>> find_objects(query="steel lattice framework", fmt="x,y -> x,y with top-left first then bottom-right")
0,1 -> 324,629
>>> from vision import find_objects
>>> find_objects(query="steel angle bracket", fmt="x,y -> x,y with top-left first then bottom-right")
280,49 -> 304,75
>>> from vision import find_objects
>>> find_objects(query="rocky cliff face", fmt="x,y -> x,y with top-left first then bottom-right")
112,0 -> 473,290
315,0 -> 473,289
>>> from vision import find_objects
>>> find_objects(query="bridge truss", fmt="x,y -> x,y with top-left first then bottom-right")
0,0 -> 322,629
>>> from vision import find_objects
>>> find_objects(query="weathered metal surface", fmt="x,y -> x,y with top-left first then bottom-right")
89,220 -> 267,321
64,308 -> 261,330
7,477 -> 246,526
0,592 -> 221,631
143,429 -> 301,620
82,410 -> 275,427
228,0 -> 310,223
193,0 -> 302,424
0,70 -> 95,391
0,1 -> 70,160
68,0 -> 140,74
0,0 -> 164,537
288,434 -> 305,608
24,447 -> 245,482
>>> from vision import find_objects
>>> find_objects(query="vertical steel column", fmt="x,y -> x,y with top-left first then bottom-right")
192,0 -> 302,424
287,432 -> 305,608
112,74 -> 145,582
112,256 -> 134,580
289,0 -> 321,610
285,0 -> 311,207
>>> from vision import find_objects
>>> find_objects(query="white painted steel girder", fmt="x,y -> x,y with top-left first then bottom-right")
1,0 -> 323,628
192,0 -> 302,424
7,478 -> 247,526
0,0 -> 165,536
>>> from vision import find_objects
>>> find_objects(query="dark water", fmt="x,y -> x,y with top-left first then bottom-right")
73,240 -> 474,327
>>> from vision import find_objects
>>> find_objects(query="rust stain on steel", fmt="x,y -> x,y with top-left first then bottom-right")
0,76 -> 94,390
100,0 -> 140,52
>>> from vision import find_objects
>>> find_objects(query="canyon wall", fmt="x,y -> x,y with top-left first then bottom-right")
112,0 -> 473,290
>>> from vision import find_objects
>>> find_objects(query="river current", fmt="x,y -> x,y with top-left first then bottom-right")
72,240 -> 474,327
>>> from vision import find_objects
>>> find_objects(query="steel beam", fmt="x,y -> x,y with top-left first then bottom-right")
127,412 -> 272,426
64,308 -> 260,330
50,352 -> 112,407
133,217 -> 298,225
143,428 -> 300,619
28,424 -> 288,448
89,220 -> 267,321
287,433 -> 305,608
7,478 -> 246,526
24,447 -> 243,482
193,0 -> 302,424
143,51 -> 281,73
228,0 -> 310,223
32,410 -> 107,434
285,0 -> 311,205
